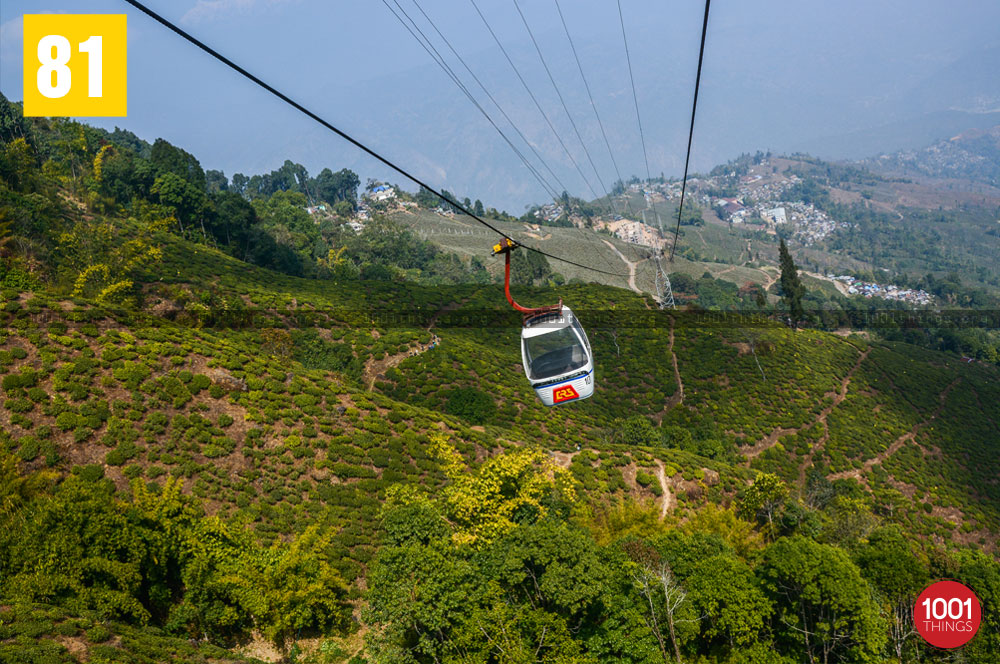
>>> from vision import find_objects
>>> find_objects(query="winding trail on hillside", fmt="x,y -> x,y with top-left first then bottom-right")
602,239 -> 643,294
654,460 -> 676,518
656,317 -> 685,422
762,272 -> 779,291
827,376 -> 960,482
716,266 -> 736,277
551,450 -> 577,469
550,450 -> 675,519
362,299 -> 464,391
739,427 -> 800,463
669,318 -> 684,406
363,334 -> 439,391
687,225 -> 708,248
739,347 -> 871,468
792,347 -> 872,482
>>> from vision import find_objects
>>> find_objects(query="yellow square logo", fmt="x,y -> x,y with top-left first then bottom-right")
23,14 -> 127,117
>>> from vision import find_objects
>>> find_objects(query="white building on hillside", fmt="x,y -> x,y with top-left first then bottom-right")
370,185 -> 396,202
763,206 -> 787,224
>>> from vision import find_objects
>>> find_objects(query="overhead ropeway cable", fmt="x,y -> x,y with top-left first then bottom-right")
669,0 -> 712,262
509,0 -> 636,273
405,0 -> 575,203
511,0 -> 612,209
618,0 -> 652,186
387,0 -> 623,280
617,0 -> 712,305
551,0 -> 645,267
381,0 -> 561,202
382,0 -> 629,280
408,0 -> 627,277
467,0 -> 600,203
617,0 -> 670,301
553,0 -> 629,209
120,0 -> 629,277
399,0 -> 623,278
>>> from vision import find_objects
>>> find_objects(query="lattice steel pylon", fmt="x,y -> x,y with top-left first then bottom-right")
654,255 -> 676,310
646,202 -> 676,310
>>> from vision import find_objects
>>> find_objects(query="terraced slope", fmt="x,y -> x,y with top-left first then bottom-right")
4,235 -> 1000,663
4,234 -> 996,554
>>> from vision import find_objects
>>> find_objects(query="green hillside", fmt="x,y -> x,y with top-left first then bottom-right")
2,102 -> 999,663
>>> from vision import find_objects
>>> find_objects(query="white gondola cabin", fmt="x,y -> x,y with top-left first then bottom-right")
521,306 -> 594,406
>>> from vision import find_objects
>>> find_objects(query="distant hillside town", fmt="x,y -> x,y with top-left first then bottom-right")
299,155 -> 970,309
582,158 -> 857,249
829,275 -> 934,305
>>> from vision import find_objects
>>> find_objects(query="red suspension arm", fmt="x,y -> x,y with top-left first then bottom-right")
504,250 -> 532,314
502,247 -> 561,318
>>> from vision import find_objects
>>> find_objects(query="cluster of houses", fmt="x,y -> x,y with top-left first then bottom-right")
659,181 -> 686,199
352,184 -> 410,230
780,202 -> 848,244
534,203 -> 565,223
736,172 -> 800,203
686,160 -> 848,245
705,195 -> 846,246
760,201 -> 847,244
300,183 -> 404,234
634,180 -> 686,203
830,275 -> 934,304
709,196 -> 752,223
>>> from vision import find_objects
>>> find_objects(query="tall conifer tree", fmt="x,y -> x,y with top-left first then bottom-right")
779,238 -> 804,328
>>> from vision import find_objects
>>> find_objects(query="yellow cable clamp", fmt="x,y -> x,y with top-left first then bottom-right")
491,238 -> 517,255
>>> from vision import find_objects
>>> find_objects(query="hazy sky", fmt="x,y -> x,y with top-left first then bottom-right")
3,1 -> 999,209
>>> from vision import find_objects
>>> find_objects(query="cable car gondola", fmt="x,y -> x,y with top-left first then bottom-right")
493,239 -> 594,406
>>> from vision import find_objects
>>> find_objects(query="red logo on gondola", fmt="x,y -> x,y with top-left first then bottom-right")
552,384 -> 579,403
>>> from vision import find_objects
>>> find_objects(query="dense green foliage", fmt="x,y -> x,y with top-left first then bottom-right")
1,468 -> 351,645
366,449 -> 999,663
0,94 -> 489,291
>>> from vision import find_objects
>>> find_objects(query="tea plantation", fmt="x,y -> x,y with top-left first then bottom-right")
2,101 -> 999,663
